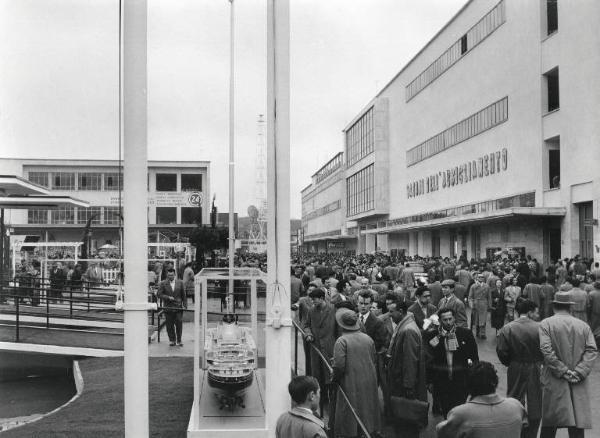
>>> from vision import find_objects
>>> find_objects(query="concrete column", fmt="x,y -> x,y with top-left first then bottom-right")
357,234 -> 366,253
266,0 -> 291,435
408,232 -> 418,256
377,233 -> 389,252
365,234 -> 376,253
439,229 -> 451,258
594,179 -> 600,259
121,0 -> 149,436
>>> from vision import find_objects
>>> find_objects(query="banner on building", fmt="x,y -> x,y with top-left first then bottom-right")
110,191 -> 204,207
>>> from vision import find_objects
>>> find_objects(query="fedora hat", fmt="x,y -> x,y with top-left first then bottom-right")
552,292 -> 575,305
335,308 -> 360,331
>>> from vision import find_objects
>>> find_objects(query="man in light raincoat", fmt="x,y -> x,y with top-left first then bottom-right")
539,291 -> 598,438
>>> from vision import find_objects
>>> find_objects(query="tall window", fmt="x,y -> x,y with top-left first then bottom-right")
544,67 -> 560,112
78,173 -> 102,191
28,172 -> 49,187
407,97 -> 508,166
181,174 -> 202,191
547,0 -> 558,35
181,207 -> 202,224
104,173 -> 123,191
346,108 -> 374,167
77,207 -> 102,224
156,174 -> 177,191
156,207 -> 177,224
104,206 -> 122,225
406,0 -> 505,100
346,164 -> 375,216
28,209 -> 48,224
546,136 -> 561,189
52,172 -> 76,190
51,207 -> 75,224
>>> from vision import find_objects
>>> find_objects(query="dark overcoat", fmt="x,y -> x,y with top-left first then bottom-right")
332,331 -> 381,436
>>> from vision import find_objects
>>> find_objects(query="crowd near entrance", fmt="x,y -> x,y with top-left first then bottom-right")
284,251 -> 599,438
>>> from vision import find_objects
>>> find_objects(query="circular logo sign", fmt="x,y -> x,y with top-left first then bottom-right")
188,192 -> 204,206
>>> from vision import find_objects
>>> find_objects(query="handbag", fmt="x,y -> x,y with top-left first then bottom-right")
390,395 -> 429,428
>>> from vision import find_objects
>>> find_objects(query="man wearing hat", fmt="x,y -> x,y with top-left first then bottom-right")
538,291 -> 598,438
437,279 -> 468,328
332,308 -> 381,437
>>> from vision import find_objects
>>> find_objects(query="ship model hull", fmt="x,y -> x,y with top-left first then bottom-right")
205,319 -> 257,409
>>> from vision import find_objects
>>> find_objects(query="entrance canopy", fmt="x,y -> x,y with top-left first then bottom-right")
365,206 -> 567,234
0,175 -> 50,196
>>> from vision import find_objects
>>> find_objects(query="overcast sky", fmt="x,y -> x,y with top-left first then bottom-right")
0,0 -> 466,218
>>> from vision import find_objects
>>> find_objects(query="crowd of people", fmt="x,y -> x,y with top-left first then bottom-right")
280,252 -> 599,438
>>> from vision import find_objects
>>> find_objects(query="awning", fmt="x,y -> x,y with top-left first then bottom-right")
0,175 -> 50,196
363,207 -> 566,234
303,234 -> 356,243
0,195 -> 89,209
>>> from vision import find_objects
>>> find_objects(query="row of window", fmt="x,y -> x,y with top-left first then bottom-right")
27,171 -> 202,192
346,164 -> 375,216
314,153 -> 343,184
405,0 -> 505,101
28,172 -> 123,191
27,206 -> 203,225
155,207 -> 202,225
382,191 -> 535,229
406,97 -> 508,166
303,200 -> 341,222
346,107 -> 374,167
28,207 -> 123,225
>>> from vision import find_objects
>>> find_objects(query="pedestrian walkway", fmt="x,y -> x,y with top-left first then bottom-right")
149,321 -> 194,357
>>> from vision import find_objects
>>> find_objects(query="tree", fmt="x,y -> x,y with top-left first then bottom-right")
189,226 -> 228,267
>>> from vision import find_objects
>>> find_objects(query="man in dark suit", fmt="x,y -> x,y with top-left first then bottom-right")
408,286 -> 438,329
290,266 -> 305,304
302,287 -> 337,399
426,307 -> 479,418
379,292 -> 400,340
49,262 -> 66,303
158,268 -> 187,346
357,290 -> 389,386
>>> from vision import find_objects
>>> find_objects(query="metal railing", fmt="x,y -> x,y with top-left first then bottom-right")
0,273 -> 156,342
292,319 -> 372,438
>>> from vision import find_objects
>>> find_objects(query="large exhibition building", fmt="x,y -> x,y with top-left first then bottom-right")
0,158 -> 210,252
301,0 -> 599,265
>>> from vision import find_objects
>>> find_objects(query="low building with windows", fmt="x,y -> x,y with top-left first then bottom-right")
0,158 -> 210,251
302,0 -> 600,264
301,152 -> 357,254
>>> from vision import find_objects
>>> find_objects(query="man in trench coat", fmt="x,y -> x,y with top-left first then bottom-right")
468,273 -> 492,339
539,292 -> 598,438
332,308 -> 381,437
496,298 -> 543,438
303,287 -> 337,400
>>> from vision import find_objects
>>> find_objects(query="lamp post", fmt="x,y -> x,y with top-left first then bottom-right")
227,0 -> 235,312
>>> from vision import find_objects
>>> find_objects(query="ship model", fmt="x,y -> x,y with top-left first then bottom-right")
205,314 -> 257,410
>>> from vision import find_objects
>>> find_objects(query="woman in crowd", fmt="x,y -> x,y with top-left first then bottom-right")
490,278 -> 506,334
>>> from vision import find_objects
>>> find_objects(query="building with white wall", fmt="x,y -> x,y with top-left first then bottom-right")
302,0 -> 600,264
301,152 -> 357,254
0,158 -> 210,251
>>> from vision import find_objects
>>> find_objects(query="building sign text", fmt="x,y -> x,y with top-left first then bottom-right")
407,148 -> 508,198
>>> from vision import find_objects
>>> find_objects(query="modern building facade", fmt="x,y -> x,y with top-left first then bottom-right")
301,152 -> 357,254
302,0 -> 600,265
0,158 -> 210,251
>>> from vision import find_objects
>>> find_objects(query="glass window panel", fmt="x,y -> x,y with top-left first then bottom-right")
181,174 -> 202,191
104,173 -> 123,191
156,174 -> 177,191
78,173 -> 102,191
156,207 -> 177,224
28,172 -> 49,187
